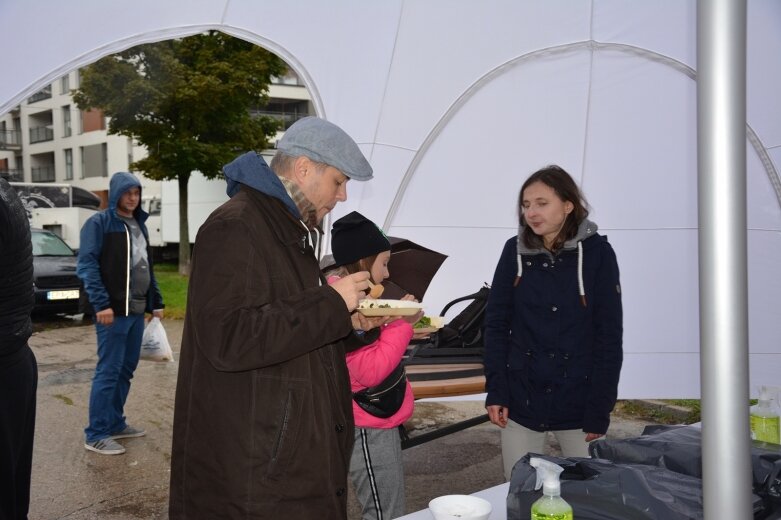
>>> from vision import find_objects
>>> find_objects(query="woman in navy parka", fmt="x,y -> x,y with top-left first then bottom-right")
483,165 -> 623,480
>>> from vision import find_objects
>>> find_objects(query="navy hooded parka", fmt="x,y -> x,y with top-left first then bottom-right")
483,220 -> 623,435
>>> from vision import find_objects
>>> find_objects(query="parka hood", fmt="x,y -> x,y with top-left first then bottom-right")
516,218 -> 598,255
222,152 -> 300,219
109,172 -> 146,222
515,218 -> 600,307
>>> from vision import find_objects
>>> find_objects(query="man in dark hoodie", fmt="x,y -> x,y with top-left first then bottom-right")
77,172 -> 164,456
0,178 -> 37,520
169,117 -> 376,519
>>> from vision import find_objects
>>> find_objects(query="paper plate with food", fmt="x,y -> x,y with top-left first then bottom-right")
357,299 -> 424,317
412,315 -> 445,334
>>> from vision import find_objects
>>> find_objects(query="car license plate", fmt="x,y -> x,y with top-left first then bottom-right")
47,290 -> 79,300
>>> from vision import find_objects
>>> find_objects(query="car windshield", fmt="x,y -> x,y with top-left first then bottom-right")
31,231 -> 75,257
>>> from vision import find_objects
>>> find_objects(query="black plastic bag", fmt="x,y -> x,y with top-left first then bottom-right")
590,424 -> 781,519
507,453 -> 704,520
589,425 -> 703,478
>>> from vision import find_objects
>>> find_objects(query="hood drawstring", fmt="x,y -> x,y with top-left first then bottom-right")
299,220 -> 323,285
577,241 -> 587,307
514,238 -> 587,307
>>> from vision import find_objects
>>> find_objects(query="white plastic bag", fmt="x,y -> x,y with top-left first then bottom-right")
140,317 -> 174,362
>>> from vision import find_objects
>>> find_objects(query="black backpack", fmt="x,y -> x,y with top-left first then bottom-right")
406,283 -> 489,364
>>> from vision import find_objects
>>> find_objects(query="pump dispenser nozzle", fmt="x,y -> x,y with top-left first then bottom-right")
530,457 -> 564,496
529,458 -> 573,519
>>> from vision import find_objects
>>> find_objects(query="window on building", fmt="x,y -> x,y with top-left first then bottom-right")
102,143 -> 108,177
60,74 -> 70,95
62,105 -> 72,137
81,143 -> 108,178
64,149 -> 73,180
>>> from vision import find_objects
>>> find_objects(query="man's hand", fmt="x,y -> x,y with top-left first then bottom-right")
585,432 -> 604,442
486,405 -> 509,428
96,308 -> 114,326
331,271 -> 370,311
153,309 -> 164,320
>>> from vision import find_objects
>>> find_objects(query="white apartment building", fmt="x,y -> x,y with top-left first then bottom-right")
0,67 -> 313,209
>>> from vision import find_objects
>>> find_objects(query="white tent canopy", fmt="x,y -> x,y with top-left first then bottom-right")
3,0 -> 779,398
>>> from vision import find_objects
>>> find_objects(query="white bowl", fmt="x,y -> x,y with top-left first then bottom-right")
428,494 -> 492,520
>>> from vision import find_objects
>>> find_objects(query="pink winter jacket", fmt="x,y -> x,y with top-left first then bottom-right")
326,274 -> 415,428
346,319 -> 415,429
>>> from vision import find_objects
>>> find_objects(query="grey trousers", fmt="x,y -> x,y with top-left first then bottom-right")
500,419 -> 591,480
349,427 -> 405,520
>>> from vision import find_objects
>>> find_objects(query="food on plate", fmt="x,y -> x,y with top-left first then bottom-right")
413,315 -> 444,330
368,282 -> 385,299
413,316 -> 432,329
356,299 -> 424,316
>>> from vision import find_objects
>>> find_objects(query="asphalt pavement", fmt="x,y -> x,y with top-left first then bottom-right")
27,318 -> 654,519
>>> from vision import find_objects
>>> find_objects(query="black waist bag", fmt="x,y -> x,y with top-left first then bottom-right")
353,363 -> 407,419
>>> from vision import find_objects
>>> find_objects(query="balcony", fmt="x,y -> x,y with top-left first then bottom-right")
27,86 -> 52,104
0,169 -> 24,182
31,165 -> 55,182
30,126 -> 54,144
0,129 -> 22,151
253,110 -> 310,130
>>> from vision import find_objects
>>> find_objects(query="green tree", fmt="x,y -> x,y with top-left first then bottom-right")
73,31 -> 287,274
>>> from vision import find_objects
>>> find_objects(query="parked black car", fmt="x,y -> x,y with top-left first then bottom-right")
31,229 -> 81,315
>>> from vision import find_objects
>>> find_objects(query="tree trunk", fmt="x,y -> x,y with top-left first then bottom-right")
178,172 -> 191,275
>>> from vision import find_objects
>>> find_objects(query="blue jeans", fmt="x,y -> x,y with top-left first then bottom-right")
85,313 -> 144,443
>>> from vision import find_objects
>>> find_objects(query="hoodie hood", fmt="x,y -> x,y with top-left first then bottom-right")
516,218 -> 598,255
514,218 -> 599,307
108,172 -> 146,221
222,152 -> 300,219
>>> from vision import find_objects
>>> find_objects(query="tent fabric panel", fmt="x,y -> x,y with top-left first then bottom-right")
619,353 -> 701,399
386,52 -> 592,230
330,145 -> 416,229
374,1 -> 591,151
747,232 -> 781,355
747,148 -> 781,231
592,0 -> 696,69
747,0 -> 781,148
609,230 -> 700,356
583,50 -> 698,231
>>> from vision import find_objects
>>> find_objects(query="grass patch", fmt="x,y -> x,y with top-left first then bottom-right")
154,263 -> 189,319
615,400 -> 701,425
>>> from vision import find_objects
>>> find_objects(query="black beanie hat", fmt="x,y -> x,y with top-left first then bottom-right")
331,211 -> 391,267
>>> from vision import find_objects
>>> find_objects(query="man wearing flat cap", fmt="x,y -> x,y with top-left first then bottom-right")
170,117 -> 376,519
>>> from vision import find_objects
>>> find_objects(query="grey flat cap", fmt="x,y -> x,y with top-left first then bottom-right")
277,116 -> 373,181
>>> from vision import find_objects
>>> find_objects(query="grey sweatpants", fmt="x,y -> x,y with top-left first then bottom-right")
349,427 -> 405,520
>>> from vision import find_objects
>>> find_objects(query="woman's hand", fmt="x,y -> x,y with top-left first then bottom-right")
585,432 -> 604,442
403,309 -> 424,325
486,405 -> 509,428
351,313 -> 392,331
400,294 -> 423,325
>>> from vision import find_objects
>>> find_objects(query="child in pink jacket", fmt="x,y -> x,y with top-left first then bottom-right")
327,211 -> 423,520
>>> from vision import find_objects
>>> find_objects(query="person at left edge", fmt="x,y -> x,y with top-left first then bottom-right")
0,177 -> 38,520
77,172 -> 164,456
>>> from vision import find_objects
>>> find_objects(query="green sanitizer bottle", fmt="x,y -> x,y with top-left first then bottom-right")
530,457 -> 573,520
750,386 -> 780,444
